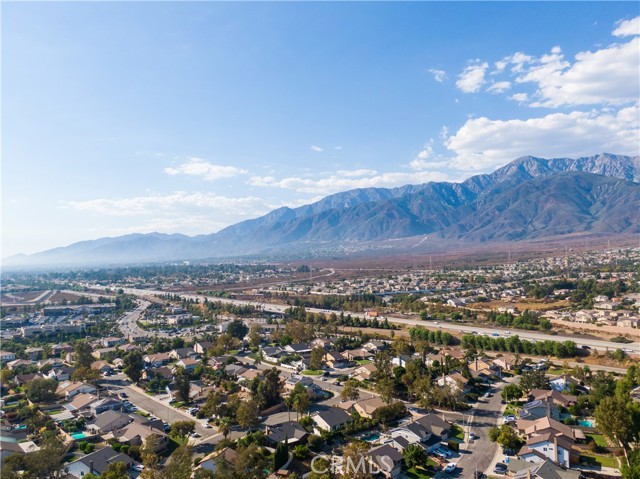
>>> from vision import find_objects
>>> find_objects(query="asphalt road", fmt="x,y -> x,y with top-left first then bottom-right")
99,374 -> 216,441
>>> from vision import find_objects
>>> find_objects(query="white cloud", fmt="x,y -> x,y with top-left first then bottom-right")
509,52 -> 534,72
613,16 -> 640,37
310,146 -> 324,152
428,69 -> 447,82
456,62 -> 489,93
519,38 -> 640,107
409,142 -> 437,170
248,168 -> 450,194
486,81 -> 511,94
493,59 -> 508,74
509,92 -> 529,103
65,192 -> 267,217
445,104 -> 640,171
335,169 -> 378,178
334,146 -> 343,150
439,126 -> 449,140
164,158 -> 247,181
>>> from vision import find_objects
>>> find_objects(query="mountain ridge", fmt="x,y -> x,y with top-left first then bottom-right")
5,153 -> 639,266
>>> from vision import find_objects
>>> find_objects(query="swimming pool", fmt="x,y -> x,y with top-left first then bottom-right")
71,432 -> 88,440
578,420 -> 594,428
361,433 -> 381,442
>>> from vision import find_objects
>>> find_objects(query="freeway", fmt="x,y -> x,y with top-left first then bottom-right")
118,287 -> 640,354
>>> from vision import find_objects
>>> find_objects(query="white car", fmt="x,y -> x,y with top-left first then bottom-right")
202,422 -> 212,428
444,463 -> 457,473
132,464 -> 145,471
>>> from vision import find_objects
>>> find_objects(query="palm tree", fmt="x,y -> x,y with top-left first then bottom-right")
218,418 -> 231,440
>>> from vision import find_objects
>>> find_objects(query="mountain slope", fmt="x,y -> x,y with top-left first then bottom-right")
4,153 -> 639,266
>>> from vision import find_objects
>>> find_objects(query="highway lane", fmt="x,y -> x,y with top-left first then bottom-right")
118,287 -> 640,354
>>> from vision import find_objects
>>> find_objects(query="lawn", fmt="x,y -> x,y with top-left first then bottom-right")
503,405 -> 518,416
586,434 -> 608,448
301,370 -> 323,375
451,424 -> 465,441
356,359 -> 372,365
404,466 -> 434,479
580,453 -> 619,468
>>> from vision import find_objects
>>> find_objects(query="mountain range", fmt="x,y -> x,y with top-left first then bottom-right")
5,153 -> 640,267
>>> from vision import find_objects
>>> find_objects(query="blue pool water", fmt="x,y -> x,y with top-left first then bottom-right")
361,433 -> 381,442
578,420 -> 594,427
71,432 -> 88,440
14,425 -> 26,430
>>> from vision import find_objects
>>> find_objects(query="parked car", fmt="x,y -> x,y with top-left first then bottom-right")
132,464 -> 145,471
437,447 -> 452,458
119,392 -> 128,399
444,463 -> 457,473
494,462 -> 508,474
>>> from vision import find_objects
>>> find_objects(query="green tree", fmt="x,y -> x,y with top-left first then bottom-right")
174,367 -> 191,404
227,320 -> 249,340
501,384 -> 523,402
274,441 -> 288,471
340,379 -> 360,401
26,378 -> 58,403
403,443 -> 427,469
595,396 -> 635,465
22,437 -> 67,479
310,347 -> 326,371
170,420 -> 195,439
376,376 -> 395,404
248,324 -> 263,348
292,385 -> 311,420
237,399 -> 260,428
234,444 -> 268,479
74,340 -> 94,370
165,444 -> 192,479
100,462 -> 129,479
518,369 -> 550,392
140,434 -> 162,479
123,351 -> 144,383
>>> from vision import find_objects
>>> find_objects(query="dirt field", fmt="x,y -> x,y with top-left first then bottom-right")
470,299 -> 571,312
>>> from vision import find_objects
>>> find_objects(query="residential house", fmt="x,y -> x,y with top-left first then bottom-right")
312,407 -> 352,433
24,347 -> 44,360
284,343 -> 313,357
363,340 -> 388,353
87,410 -> 134,434
198,448 -> 239,475
437,373 -> 469,393
144,352 -> 171,368
113,420 -> 168,451
0,351 -> 17,363
46,366 -> 74,382
14,373 -> 45,387
194,341 -> 213,355
57,381 -> 97,400
366,444 -> 403,478
284,375 -> 313,392
265,421 -> 309,446
414,414 -> 452,440
518,398 -> 561,421
354,397 -> 386,418
261,346 -> 286,363
66,446 -> 134,479
90,397 -> 124,415
391,355 -> 412,368
344,348 -> 371,361
142,367 -> 173,381
518,434 -> 576,467
492,356 -> 517,371
325,351 -> 348,369
91,360 -> 113,375
550,374 -> 580,392
92,347 -> 117,360
175,357 -> 199,372
353,363 -> 377,381
311,338 -> 332,350
0,441 -> 39,463
528,389 -> 576,407
508,459 -> 583,479
169,348 -> 198,360
101,337 -> 125,348
64,393 -> 100,414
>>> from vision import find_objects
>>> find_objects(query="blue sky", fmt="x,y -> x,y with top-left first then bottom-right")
3,2 -> 639,257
